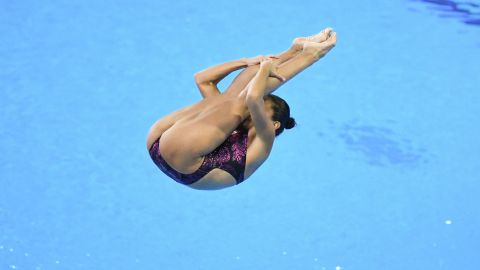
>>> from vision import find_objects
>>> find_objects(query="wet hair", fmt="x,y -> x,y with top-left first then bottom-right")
263,94 -> 296,136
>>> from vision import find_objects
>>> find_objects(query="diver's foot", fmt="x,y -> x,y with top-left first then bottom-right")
302,31 -> 337,59
291,27 -> 334,51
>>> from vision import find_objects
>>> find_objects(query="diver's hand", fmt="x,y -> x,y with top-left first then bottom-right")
244,55 -> 279,66
259,58 -> 286,82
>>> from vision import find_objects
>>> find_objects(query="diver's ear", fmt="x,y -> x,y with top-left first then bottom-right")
273,121 -> 281,130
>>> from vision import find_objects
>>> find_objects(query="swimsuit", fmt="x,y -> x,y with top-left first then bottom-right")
148,128 -> 249,185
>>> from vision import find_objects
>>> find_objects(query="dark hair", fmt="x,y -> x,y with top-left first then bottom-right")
264,94 -> 296,136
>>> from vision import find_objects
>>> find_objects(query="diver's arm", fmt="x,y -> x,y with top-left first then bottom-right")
194,58 -> 248,98
194,59 -> 248,86
245,66 -> 275,142
195,80 -> 221,98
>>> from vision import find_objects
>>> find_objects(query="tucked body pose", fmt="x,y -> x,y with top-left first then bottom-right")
147,28 -> 337,190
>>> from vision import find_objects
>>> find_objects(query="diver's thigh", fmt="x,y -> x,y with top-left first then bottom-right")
223,66 -> 259,96
146,95 -> 229,150
158,99 -> 247,172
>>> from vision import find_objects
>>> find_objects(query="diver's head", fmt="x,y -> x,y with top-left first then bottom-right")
242,94 -> 296,136
264,94 -> 296,136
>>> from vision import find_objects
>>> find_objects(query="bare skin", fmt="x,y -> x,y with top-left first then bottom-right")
146,28 -> 337,190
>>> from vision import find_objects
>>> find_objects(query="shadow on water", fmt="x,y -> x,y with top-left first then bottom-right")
410,0 -> 480,26
328,120 -> 428,168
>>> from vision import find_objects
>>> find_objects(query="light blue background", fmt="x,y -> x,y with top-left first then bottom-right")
1,0 -> 479,269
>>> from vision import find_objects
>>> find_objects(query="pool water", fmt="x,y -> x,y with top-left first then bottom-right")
1,0 -> 479,269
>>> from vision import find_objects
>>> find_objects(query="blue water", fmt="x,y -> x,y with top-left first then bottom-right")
1,0 -> 479,269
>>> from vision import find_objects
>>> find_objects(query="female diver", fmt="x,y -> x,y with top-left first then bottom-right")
147,27 -> 337,190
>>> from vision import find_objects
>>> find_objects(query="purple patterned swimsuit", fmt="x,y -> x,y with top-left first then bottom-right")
149,128 -> 249,185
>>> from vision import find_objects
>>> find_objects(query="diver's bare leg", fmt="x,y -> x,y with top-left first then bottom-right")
242,31 -> 337,95
224,46 -> 300,95
226,28 -> 335,95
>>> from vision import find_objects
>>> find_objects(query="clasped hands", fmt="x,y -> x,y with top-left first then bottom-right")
244,55 -> 286,82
